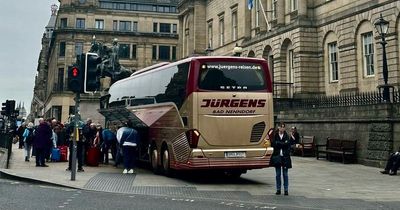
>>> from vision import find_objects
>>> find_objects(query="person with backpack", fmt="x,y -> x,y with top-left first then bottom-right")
22,122 -> 35,162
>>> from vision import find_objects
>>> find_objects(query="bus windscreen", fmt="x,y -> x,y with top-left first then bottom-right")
198,62 -> 266,91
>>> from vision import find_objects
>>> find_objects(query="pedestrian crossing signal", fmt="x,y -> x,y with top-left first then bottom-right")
68,66 -> 83,93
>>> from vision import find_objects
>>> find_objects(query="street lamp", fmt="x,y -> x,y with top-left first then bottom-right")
374,13 -> 391,102
233,43 -> 243,57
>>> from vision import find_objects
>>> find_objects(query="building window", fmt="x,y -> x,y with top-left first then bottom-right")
207,21 -> 213,48
76,18 -> 85,29
362,32 -> 374,76
172,24 -> 177,33
328,42 -> 339,81
152,45 -> 174,60
153,23 -> 158,32
113,20 -> 118,31
59,42 -> 66,57
75,42 -> 83,57
291,0 -> 298,11
159,46 -> 170,60
119,44 -> 130,59
219,16 -> 224,47
255,0 -> 260,28
51,106 -> 62,122
172,46 -> 176,60
160,23 -> 171,33
132,45 -> 137,59
272,0 -> 277,19
152,45 -> 157,60
132,21 -> 138,32
60,18 -> 67,28
56,68 -> 64,92
95,19 -> 104,30
119,21 -> 131,31
232,11 -> 238,41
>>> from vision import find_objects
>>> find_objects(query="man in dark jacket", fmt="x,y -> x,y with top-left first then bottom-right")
380,147 -> 400,175
33,118 -> 52,167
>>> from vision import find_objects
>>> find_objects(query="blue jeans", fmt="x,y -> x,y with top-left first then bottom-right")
275,166 -> 289,191
123,146 -> 136,170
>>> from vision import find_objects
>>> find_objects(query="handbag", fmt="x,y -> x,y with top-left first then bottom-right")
12,136 -> 19,144
263,139 -> 271,148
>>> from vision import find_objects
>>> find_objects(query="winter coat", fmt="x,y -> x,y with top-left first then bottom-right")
271,131 -> 294,168
33,123 -> 52,149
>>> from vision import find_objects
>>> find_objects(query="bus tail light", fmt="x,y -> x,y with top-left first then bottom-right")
186,129 -> 201,148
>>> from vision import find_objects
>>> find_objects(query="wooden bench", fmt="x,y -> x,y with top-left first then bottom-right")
293,135 -> 315,157
316,138 -> 357,163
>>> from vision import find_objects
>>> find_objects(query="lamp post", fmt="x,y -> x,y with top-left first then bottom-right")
233,43 -> 243,57
374,14 -> 391,102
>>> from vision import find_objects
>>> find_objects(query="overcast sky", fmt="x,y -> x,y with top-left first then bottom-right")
0,1 -> 59,115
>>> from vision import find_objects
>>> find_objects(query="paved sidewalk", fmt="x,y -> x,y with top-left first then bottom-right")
0,146 -> 122,188
1,145 -> 399,203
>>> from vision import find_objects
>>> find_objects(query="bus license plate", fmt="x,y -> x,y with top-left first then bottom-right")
224,151 -> 246,158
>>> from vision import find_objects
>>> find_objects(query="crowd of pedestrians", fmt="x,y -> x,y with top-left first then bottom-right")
14,117 -> 138,175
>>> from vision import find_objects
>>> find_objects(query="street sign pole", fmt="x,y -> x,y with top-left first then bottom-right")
71,92 -> 80,181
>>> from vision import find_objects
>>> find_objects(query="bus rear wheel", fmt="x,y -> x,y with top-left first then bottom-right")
162,147 -> 173,176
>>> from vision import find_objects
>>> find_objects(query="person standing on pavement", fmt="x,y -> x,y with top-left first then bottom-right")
66,125 -> 85,172
380,147 -> 400,176
101,128 -> 117,165
116,123 -> 138,174
33,118 -> 52,167
22,122 -> 35,162
17,123 -> 26,149
271,123 -> 295,196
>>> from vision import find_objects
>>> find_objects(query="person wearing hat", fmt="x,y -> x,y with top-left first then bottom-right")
22,122 -> 35,162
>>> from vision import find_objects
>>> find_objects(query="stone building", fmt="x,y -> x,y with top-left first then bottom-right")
31,0 -> 179,123
178,0 -> 400,166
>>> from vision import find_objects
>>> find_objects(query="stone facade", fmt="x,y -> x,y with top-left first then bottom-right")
33,0 -> 179,123
277,103 -> 400,167
178,0 -> 400,97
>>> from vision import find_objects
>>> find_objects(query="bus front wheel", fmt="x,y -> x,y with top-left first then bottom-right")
150,147 -> 160,174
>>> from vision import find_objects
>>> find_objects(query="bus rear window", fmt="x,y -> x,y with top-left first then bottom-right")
198,62 -> 266,91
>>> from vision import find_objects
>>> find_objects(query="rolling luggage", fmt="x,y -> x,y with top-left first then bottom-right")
58,146 -> 68,162
51,148 -> 61,162
86,147 -> 100,166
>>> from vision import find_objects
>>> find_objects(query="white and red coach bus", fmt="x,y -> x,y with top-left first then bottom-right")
100,56 -> 274,177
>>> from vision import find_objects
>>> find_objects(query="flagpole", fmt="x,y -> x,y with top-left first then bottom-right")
258,0 -> 271,31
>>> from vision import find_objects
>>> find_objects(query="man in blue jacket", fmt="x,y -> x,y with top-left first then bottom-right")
116,124 -> 138,174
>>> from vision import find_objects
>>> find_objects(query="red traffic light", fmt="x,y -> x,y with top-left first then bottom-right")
72,67 -> 79,77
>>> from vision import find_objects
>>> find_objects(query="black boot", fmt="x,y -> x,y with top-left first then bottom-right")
275,190 -> 281,195
25,156 -> 29,162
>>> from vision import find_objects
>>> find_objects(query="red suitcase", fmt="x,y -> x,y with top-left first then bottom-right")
86,147 -> 100,166
58,146 -> 68,162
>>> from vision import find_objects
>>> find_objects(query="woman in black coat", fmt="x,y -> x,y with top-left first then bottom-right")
271,123 -> 295,196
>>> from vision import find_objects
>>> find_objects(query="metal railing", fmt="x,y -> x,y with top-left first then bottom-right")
274,88 -> 400,111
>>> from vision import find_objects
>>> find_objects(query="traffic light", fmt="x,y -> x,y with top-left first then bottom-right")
68,65 -> 84,93
1,100 -> 15,117
7,100 -> 15,117
1,101 -> 7,116
84,52 -> 102,93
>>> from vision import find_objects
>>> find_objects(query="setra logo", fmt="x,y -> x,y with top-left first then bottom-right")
201,99 -> 266,108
